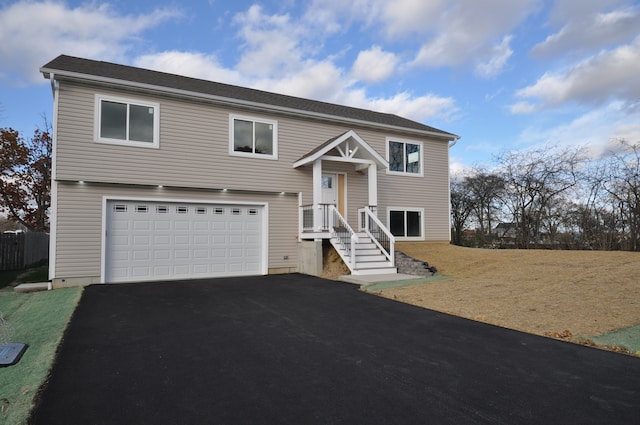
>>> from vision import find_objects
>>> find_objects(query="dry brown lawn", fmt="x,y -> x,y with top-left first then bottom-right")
376,243 -> 640,339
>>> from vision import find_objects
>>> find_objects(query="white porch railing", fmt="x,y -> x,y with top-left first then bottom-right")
301,204 -> 333,232
358,206 -> 395,265
329,205 -> 359,270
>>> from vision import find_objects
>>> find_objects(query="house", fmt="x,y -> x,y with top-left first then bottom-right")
40,55 -> 459,287
493,222 -> 517,245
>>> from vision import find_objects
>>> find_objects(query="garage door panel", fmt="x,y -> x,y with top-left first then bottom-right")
106,201 -> 265,283
154,235 -> 170,245
193,222 -> 209,232
175,221 -> 190,231
153,266 -> 171,277
154,250 -> 170,260
133,251 -> 150,261
154,221 -> 171,231
193,235 -> 208,245
133,221 -> 151,231
133,235 -> 150,246
111,235 -> 130,247
193,249 -> 209,259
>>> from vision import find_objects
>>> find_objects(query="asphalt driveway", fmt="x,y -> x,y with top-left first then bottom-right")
30,274 -> 639,424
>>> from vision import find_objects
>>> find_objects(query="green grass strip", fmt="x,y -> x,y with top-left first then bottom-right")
0,287 -> 83,425
589,323 -> 640,355
362,274 -> 448,292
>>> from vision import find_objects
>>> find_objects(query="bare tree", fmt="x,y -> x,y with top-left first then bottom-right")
464,168 -> 504,246
496,145 -> 582,249
450,177 -> 475,246
603,139 -> 640,251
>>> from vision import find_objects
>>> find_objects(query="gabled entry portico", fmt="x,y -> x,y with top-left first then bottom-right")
294,130 -> 396,275
294,130 -> 387,234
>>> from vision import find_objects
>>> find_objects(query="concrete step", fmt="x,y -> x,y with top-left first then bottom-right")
352,267 -> 398,275
14,282 -> 51,293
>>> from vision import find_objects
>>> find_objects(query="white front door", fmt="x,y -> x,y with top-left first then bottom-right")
321,173 -> 337,205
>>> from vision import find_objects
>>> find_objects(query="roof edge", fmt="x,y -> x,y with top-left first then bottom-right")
40,62 -> 459,141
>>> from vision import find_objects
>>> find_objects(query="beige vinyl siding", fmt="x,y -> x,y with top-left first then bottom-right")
53,182 -> 299,282
377,138 -> 451,241
54,78 -> 452,259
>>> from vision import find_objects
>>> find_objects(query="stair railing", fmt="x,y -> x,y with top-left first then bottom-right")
358,206 -> 395,265
329,205 -> 358,270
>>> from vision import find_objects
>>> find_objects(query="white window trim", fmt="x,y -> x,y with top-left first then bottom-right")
94,94 -> 160,149
385,137 -> 424,177
387,206 -> 425,241
229,114 -> 278,160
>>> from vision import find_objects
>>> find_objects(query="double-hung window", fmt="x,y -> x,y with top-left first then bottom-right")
388,207 -> 424,240
95,95 -> 160,148
229,114 -> 278,159
387,138 -> 423,176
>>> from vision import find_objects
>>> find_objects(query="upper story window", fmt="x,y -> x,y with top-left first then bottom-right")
95,94 -> 160,149
387,138 -> 423,176
229,114 -> 278,160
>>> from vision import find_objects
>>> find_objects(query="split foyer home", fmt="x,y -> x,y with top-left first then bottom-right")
40,55 -> 459,287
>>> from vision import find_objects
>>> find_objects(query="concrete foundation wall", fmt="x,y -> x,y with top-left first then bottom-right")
297,240 -> 323,276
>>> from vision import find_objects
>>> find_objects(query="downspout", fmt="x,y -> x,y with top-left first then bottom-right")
447,136 -> 459,243
49,72 -> 57,97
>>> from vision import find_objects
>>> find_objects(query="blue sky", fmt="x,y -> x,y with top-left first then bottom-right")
1,0 -> 639,174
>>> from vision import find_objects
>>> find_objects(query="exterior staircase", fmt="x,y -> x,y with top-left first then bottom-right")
330,231 -> 397,275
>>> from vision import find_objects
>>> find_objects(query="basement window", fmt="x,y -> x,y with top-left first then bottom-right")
387,207 -> 424,240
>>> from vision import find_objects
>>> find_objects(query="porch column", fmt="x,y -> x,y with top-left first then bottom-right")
368,163 -> 378,211
313,159 -> 323,230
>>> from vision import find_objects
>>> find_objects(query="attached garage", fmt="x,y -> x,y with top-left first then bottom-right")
103,199 -> 267,283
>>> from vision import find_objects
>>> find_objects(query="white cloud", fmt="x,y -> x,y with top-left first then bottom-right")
366,92 -> 458,123
303,0 -> 535,76
134,51 -> 246,86
409,0 -> 536,70
516,101 -> 640,159
351,46 -> 399,83
515,35 -> 640,110
380,0 -> 448,37
253,60 -> 350,103
475,35 -> 514,79
0,0 -> 180,85
509,101 -> 537,115
532,1 -> 640,58
134,5 -> 457,125
233,5 -> 306,78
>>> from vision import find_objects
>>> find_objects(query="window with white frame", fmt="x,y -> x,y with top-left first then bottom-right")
95,95 -> 160,148
229,115 -> 278,159
388,207 -> 424,239
387,138 -> 423,176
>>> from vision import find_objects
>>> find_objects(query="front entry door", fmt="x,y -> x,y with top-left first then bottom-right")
322,173 -> 345,216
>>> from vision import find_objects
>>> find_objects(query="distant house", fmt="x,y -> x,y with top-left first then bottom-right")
493,223 -> 517,244
41,55 -> 459,287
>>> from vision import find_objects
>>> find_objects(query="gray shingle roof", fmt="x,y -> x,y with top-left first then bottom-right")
41,55 -> 457,139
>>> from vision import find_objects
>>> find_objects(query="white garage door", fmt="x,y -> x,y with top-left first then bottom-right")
105,200 -> 265,283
